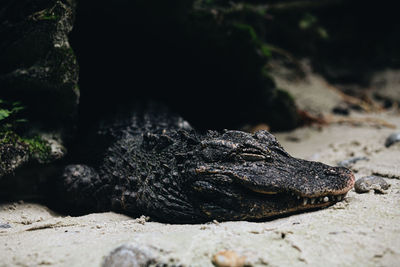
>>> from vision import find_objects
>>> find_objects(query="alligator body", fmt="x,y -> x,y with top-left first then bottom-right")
60,103 -> 355,223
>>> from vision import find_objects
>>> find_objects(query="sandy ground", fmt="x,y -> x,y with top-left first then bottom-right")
1,69 -> 400,267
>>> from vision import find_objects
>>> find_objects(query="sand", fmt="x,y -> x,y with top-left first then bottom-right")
1,69 -> 400,267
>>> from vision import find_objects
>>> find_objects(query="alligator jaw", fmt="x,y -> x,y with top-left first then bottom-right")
245,170 -> 355,214
249,189 -> 349,210
245,186 -> 348,207
295,193 -> 348,208
296,170 -> 355,208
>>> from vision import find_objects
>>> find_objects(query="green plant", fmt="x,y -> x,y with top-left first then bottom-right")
299,13 -> 329,40
0,99 -> 27,130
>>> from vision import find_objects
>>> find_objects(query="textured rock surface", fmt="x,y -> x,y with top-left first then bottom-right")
0,0 -> 76,188
0,133 -> 29,178
0,0 -> 79,126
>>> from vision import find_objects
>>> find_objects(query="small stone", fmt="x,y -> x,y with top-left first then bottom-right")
354,176 -> 390,194
385,132 -> 400,147
133,215 -> 149,225
337,156 -> 368,168
38,259 -> 54,265
0,223 -> 11,229
102,244 -> 155,267
212,250 -> 246,267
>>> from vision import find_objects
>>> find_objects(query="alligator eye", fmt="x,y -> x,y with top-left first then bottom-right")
241,153 -> 266,161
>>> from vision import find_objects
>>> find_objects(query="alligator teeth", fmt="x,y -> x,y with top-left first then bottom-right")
299,194 -> 346,204
297,195 -> 347,205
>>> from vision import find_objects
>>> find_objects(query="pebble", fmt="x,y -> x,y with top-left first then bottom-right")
132,215 -> 149,225
102,244 -> 156,267
0,223 -> 11,229
212,250 -> 246,267
385,132 -> 400,148
337,156 -> 368,168
354,176 -> 390,194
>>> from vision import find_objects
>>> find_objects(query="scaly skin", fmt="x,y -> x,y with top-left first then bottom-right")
60,104 -> 354,223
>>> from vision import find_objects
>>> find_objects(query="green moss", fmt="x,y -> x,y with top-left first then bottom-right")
0,130 -> 28,175
39,14 -> 59,20
299,13 -> 317,30
36,9 -> 59,21
231,22 -> 271,59
232,22 -> 258,42
317,26 -> 329,39
260,44 -> 272,57
0,130 -> 21,146
298,13 -> 329,40
0,130 -> 53,177
0,130 -> 51,163
276,88 -> 295,103
22,136 -> 52,163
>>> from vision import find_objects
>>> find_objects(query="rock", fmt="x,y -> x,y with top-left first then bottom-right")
0,223 -> 11,229
337,156 -> 368,168
102,244 -> 156,267
0,0 -> 76,185
212,250 -> 246,267
385,132 -> 400,148
0,131 -> 65,182
0,132 -> 29,178
354,176 -> 390,194
0,0 -> 79,127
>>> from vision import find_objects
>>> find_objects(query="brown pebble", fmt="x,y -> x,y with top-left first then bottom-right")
212,250 -> 246,267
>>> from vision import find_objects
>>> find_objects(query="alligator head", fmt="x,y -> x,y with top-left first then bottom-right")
59,128 -> 354,223
184,130 -> 355,221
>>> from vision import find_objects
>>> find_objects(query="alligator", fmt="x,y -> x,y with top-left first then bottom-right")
59,103 -> 355,223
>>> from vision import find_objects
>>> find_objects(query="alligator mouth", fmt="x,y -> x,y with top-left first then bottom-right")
245,171 -> 355,210
250,188 -> 348,202
244,173 -> 354,212
292,193 -> 348,208
249,189 -> 349,207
